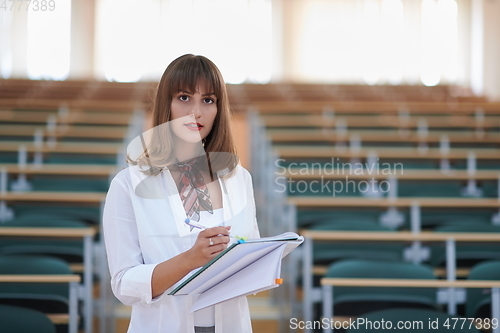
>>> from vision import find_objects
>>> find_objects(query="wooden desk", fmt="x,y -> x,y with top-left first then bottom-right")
289,197 -> 500,208
0,124 -> 127,139
0,191 -> 106,204
274,145 -> 500,160
0,110 -> 132,125
267,128 -> 500,144
301,230 -> 500,242
321,277 -> 500,288
282,168 -> 500,181
0,99 -> 145,112
2,164 -> 118,177
253,101 -> 500,114
0,274 -> 80,283
262,114 -> 500,129
0,141 -> 122,155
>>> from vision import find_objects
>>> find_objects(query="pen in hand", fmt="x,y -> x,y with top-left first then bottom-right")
184,219 -> 245,241
184,218 -> 212,231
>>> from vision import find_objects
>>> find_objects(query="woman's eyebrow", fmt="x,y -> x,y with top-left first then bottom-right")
177,90 -> 215,97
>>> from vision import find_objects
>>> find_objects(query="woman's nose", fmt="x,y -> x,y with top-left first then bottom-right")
189,101 -> 202,118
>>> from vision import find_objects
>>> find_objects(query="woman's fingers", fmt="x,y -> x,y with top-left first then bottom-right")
208,244 -> 227,256
199,241 -> 225,256
207,235 -> 230,246
201,226 -> 230,238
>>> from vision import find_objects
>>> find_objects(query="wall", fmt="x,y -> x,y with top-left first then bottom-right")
482,0 -> 500,100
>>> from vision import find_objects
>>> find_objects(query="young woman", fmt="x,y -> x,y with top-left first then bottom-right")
103,54 -> 260,333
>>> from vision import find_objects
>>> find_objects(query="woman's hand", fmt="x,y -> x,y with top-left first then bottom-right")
151,226 -> 231,298
185,226 -> 231,269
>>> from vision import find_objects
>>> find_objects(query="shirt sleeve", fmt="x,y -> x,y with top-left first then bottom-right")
243,167 -> 261,239
102,174 -> 162,307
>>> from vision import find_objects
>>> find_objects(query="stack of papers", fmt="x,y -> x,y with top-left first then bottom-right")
169,232 -> 304,311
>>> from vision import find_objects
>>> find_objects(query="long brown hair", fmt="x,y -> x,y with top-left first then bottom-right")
128,54 -> 239,177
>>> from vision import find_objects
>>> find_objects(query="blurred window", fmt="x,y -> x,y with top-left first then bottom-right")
27,0 -> 71,80
95,0 -> 273,83
293,0 -> 460,85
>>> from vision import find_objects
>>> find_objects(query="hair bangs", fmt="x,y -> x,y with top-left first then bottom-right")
170,56 -> 222,100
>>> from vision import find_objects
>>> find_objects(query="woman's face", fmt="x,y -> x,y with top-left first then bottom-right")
169,81 -> 218,144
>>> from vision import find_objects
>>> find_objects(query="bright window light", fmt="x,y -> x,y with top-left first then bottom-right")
96,0 -> 154,82
362,0 -> 381,85
0,10 -> 13,79
438,0 -> 458,83
381,0 -> 404,85
27,0 -> 71,80
247,0 -> 273,84
420,0 -> 458,86
95,0 -> 273,84
293,0 -> 461,85
298,1 -> 362,83
420,0 -> 441,86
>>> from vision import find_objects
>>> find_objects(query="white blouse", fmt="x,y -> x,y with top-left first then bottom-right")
103,164 -> 260,333
193,208 -> 223,327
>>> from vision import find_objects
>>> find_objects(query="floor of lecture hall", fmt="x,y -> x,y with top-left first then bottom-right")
112,318 -> 280,333
100,291 -> 281,333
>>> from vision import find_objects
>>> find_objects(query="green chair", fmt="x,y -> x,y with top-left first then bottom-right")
430,224 -> 500,268
0,218 -> 87,263
45,153 -> 117,165
14,205 -> 101,225
0,153 -> 19,163
466,261 -> 500,319
30,175 -> 109,192
482,180 -> 498,198
297,209 -> 381,228
287,179 -> 365,197
325,259 -> 437,316
0,255 -> 73,313
276,159 -> 351,170
314,212 -> 381,225
421,210 -> 491,229
477,160 -> 500,170
398,180 -> 463,198
380,160 -> 437,170
311,222 -> 404,265
0,304 -> 56,333
346,308 -> 479,332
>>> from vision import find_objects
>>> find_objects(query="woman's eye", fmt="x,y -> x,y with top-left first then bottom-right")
204,98 -> 215,104
179,95 -> 189,102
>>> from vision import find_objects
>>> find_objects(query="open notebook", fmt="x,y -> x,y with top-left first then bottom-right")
169,232 -> 304,312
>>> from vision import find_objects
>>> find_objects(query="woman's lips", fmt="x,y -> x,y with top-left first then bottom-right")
184,123 -> 203,131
